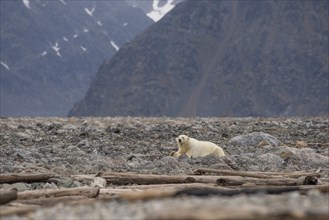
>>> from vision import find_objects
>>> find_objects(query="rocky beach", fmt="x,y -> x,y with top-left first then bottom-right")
0,116 -> 328,219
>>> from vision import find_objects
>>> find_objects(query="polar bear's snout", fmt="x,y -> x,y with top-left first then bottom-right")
176,135 -> 189,145
176,136 -> 183,144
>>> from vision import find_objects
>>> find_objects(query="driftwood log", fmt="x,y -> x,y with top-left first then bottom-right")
17,187 -> 100,200
70,174 -> 97,182
115,182 -> 224,190
217,176 -> 297,186
99,188 -> 139,197
101,172 -> 221,185
193,168 -> 321,178
99,183 -> 229,200
0,188 -> 18,205
101,172 -> 321,186
119,184 -> 329,201
216,175 -> 322,186
175,184 -> 329,197
147,205 -> 329,220
0,197 -> 97,217
0,204 -> 39,217
0,173 -> 55,184
15,196 -> 96,206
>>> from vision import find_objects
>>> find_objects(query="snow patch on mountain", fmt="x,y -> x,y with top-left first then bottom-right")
41,51 -> 48,56
84,5 -> 95,17
1,61 -> 10,70
59,0 -> 66,5
110,41 -> 119,51
97,21 -> 103,26
63,37 -> 68,41
83,28 -> 89,33
22,0 -> 31,9
147,0 -> 175,22
80,46 -> 87,52
52,42 -> 62,57
41,2 -> 48,7
73,34 -> 78,38
123,22 -> 128,27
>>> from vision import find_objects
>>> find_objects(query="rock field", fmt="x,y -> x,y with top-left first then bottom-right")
0,116 -> 328,219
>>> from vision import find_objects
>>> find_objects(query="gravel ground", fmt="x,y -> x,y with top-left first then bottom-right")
0,116 -> 328,219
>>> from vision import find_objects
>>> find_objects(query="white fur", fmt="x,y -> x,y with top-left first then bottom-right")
171,135 -> 225,158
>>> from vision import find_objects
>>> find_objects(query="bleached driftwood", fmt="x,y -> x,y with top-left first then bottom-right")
217,176 -> 300,186
119,184 -> 329,201
0,203 -> 39,217
193,168 -> 321,178
100,188 -> 138,196
116,185 -> 329,201
0,173 -> 55,184
70,174 -> 96,182
119,188 -> 176,201
0,188 -> 18,204
101,172 -> 221,185
14,196 -> 95,206
17,186 -> 100,200
296,176 -> 321,185
100,183 -> 226,197
116,183 -> 223,190
175,184 -> 329,196
146,205 -> 329,220
101,172 -> 321,186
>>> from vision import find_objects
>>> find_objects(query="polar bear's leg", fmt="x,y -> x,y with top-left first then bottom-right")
214,147 -> 225,157
170,151 -> 181,158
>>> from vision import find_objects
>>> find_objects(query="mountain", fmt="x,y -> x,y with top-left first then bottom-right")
0,0 -> 153,116
69,0 -> 329,117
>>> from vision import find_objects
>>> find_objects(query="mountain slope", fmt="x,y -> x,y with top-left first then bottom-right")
0,0 -> 153,116
69,0 -> 329,117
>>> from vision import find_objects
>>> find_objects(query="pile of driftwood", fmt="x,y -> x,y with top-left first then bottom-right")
1,169 -> 328,219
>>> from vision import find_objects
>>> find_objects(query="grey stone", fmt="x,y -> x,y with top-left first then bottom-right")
43,182 -> 58,189
11,182 -> 29,192
228,132 -> 283,148
256,153 -> 285,171
16,132 -> 30,140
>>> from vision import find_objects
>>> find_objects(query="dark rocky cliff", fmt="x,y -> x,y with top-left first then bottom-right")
0,0 -> 153,116
69,0 -> 328,117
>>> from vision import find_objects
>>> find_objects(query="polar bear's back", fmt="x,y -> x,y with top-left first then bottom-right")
188,138 -> 225,157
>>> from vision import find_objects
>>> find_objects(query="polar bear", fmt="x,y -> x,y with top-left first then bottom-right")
170,135 -> 225,158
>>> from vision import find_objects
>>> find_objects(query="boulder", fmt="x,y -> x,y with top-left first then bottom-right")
228,132 -> 283,147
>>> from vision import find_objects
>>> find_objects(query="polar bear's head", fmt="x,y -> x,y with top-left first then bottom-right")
176,134 -> 190,149
170,135 -> 190,158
